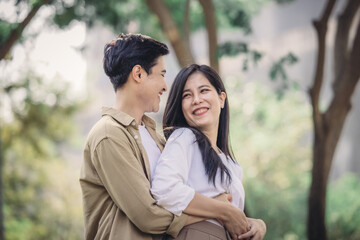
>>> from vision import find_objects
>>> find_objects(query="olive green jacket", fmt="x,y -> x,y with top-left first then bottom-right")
80,107 -> 187,240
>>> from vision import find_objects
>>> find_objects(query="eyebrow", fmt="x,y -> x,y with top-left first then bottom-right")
161,69 -> 166,74
182,84 -> 211,93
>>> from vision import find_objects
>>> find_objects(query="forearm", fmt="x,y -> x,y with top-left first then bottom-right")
184,192 -> 250,239
183,192 -> 231,221
185,215 -> 206,226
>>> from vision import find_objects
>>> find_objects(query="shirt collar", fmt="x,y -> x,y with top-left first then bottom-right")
101,106 -> 157,130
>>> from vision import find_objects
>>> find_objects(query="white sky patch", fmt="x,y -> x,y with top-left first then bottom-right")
30,21 -> 87,97
0,0 -> 29,22
1,3 -> 88,122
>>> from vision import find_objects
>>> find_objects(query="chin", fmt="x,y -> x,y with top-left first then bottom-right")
152,107 -> 160,113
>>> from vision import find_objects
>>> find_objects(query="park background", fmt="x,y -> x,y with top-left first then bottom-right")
0,0 -> 359,239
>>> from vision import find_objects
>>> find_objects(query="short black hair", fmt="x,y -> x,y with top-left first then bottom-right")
103,33 -> 169,91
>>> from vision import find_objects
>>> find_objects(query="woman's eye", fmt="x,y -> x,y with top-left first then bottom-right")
182,94 -> 190,98
200,88 -> 209,93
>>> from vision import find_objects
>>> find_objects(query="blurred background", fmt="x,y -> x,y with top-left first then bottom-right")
0,0 -> 359,239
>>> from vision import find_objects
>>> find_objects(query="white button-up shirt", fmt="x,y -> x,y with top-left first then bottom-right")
151,128 -> 245,218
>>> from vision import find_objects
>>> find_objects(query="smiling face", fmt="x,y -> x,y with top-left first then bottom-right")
181,72 -> 226,133
140,56 -> 167,113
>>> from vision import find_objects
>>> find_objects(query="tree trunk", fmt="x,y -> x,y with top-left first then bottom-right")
0,0 -> 50,61
198,0 -> 219,73
145,0 -> 195,67
308,126 -> 341,240
183,0 -> 191,49
307,0 -> 360,239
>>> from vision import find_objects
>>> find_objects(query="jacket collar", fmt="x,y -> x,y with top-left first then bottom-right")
101,107 -> 156,130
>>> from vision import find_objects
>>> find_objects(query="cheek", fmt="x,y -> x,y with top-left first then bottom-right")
181,103 -> 187,116
211,99 -> 222,116
181,102 -> 190,118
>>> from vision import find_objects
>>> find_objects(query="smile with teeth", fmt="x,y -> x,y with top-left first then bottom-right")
193,108 -> 208,115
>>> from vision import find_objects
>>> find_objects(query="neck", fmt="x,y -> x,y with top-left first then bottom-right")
201,128 -> 219,153
114,88 -> 144,125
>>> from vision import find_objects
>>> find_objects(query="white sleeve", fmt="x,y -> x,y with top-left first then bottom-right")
151,128 -> 196,216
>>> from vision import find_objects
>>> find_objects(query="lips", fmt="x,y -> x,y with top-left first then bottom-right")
193,107 -> 208,115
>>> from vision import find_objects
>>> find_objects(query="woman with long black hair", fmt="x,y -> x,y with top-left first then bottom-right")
151,64 -> 266,240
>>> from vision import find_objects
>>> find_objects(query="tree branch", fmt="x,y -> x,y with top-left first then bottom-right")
328,12 -> 360,119
333,0 -> 360,89
0,0 -> 50,61
321,7 -> 360,165
198,0 -> 219,73
349,13 -> 360,82
146,0 -> 195,67
183,0 -> 191,49
309,0 -> 337,135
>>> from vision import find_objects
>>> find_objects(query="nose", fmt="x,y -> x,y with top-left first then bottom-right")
192,93 -> 202,105
162,79 -> 167,93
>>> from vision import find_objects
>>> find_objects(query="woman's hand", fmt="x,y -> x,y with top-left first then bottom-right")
217,204 -> 250,240
182,192 -> 250,239
213,193 -> 250,239
214,193 -> 233,203
237,218 -> 266,240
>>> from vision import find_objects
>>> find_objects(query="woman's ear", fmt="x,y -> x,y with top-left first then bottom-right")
219,91 -> 226,109
131,65 -> 142,83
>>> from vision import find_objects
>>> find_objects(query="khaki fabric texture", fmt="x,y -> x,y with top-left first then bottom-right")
167,221 -> 229,240
80,107 -> 188,240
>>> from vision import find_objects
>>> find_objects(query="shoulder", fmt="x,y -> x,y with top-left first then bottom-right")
227,156 -> 243,175
167,128 -> 196,144
86,115 -> 129,150
163,128 -> 198,151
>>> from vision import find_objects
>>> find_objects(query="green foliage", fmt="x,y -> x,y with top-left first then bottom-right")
166,0 -> 286,38
53,5 -> 79,28
50,0 -> 285,45
269,52 -> 299,99
227,78 -> 312,239
1,71 -> 83,239
270,52 -> 298,82
215,0 -> 292,33
165,0 -> 204,33
215,0 -> 253,34
227,78 -> 360,239
0,20 -> 14,45
327,174 -> 360,240
218,42 -> 249,57
52,0 -> 163,38
217,41 -> 263,70
274,0 -> 296,3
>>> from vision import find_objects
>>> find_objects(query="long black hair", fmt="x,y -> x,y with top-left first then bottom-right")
163,64 -> 235,186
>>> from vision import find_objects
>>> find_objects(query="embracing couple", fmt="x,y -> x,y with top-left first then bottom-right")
80,33 -> 266,240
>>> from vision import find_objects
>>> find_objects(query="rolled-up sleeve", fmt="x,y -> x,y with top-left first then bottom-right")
151,128 -> 196,216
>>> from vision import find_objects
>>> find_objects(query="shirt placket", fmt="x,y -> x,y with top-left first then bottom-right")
128,121 -> 151,180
